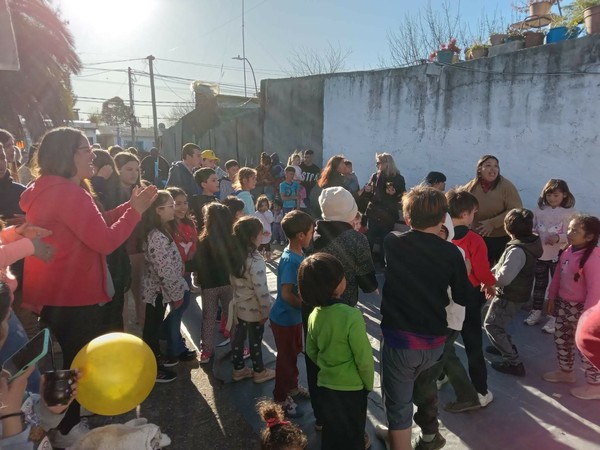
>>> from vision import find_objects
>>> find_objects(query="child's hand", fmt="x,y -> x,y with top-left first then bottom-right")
16,223 -> 52,239
544,234 -> 560,245
476,221 -> 494,237
171,299 -> 184,310
31,238 -> 55,262
258,317 -> 268,326
41,369 -> 80,414
545,298 -> 556,315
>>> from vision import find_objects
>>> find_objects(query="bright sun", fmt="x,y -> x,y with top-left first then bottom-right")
60,0 -> 158,37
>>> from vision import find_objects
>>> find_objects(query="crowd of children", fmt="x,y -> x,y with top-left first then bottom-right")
2,128 -> 600,450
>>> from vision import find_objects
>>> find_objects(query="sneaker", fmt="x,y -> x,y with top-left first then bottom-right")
179,349 -> 197,362
155,368 -> 177,383
158,355 -> 179,368
413,432 -> 446,450
217,337 -> 231,347
374,424 -> 390,450
543,370 -> 576,384
49,420 -> 90,448
364,431 -> 371,450
232,367 -> 253,381
524,309 -> 542,325
253,368 -> 276,384
443,399 -> 481,413
570,383 -> 600,400
542,317 -> 556,334
491,361 -> 526,377
289,384 -> 310,399
222,329 -> 231,339
199,351 -> 213,364
279,395 -> 304,418
478,390 -> 494,407
243,347 -> 251,360
485,344 -> 518,357
436,374 -> 448,390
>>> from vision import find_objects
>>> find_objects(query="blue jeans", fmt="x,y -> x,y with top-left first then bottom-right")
161,274 -> 192,357
0,311 -> 41,393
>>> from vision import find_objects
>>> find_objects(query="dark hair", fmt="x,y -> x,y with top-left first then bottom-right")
257,399 -> 307,450
504,208 -> 534,238
199,203 -> 234,274
230,216 -> 263,278
317,155 -> 345,188
570,214 -> 600,282
298,253 -> 345,308
446,188 -> 479,218
114,151 -> 140,170
271,198 -> 283,209
284,166 -> 296,174
255,194 -> 271,211
402,186 -> 447,229
182,143 -> 200,160
35,127 -> 87,179
166,187 -> 195,229
425,171 -> 446,185
140,191 -> 174,243
538,179 -> 576,209
127,146 -> 138,155
466,155 -> 501,191
222,195 -> 245,218
194,167 -> 216,187
259,152 -> 272,166
344,160 -> 353,168
92,149 -> 123,209
281,210 -> 314,240
304,149 -> 314,156
225,159 -> 240,170
108,145 -> 123,158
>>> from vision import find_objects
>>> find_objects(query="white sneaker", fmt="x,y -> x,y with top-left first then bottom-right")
524,309 -> 542,326
478,390 -> 494,407
49,419 -> 90,448
542,316 -> 556,334
374,424 -> 390,450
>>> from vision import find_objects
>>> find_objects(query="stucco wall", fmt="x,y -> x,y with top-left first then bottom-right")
322,35 -> 600,214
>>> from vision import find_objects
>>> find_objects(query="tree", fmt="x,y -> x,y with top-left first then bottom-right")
164,102 -> 195,126
0,0 -> 81,140
101,96 -> 138,127
87,110 -> 102,125
285,41 -> 352,77
383,1 -> 508,67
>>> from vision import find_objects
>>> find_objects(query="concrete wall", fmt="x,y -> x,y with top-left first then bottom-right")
322,35 -> 600,214
261,76 -> 325,167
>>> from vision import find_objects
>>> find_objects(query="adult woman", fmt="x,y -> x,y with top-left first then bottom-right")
464,155 -> 522,265
19,127 -> 156,446
317,155 -> 346,190
362,153 -> 406,261
254,152 -> 274,200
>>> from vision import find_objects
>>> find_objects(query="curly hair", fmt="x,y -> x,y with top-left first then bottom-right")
257,400 -> 307,450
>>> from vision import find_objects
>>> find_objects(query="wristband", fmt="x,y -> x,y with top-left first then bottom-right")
0,412 -> 24,420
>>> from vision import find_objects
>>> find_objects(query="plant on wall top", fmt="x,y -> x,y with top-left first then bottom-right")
428,38 -> 462,61
564,0 -> 600,28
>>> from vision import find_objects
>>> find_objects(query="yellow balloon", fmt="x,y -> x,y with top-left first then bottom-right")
71,332 -> 157,416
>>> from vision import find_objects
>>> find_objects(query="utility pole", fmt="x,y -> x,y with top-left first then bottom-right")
242,0 -> 247,97
146,55 -> 159,148
127,67 -> 136,146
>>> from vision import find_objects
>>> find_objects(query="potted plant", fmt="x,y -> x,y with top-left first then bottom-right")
466,43 -> 490,59
565,0 -> 600,34
546,15 -> 582,42
529,0 -> 555,17
429,38 -> 461,64
505,28 -> 525,42
523,28 -> 546,47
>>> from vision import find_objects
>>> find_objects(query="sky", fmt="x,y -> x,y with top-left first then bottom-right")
53,0 -> 526,127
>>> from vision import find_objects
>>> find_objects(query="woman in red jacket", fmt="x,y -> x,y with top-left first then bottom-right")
19,127 -> 157,447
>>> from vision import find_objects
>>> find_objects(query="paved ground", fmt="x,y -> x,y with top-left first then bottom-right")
19,249 -> 600,449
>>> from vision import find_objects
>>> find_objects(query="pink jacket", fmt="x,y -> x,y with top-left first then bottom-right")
19,175 -> 141,308
548,246 -> 600,309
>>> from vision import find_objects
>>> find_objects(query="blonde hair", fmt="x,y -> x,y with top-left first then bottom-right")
376,152 -> 400,177
233,167 -> 257,191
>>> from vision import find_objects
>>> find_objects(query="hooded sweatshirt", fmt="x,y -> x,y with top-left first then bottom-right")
166,161 -> 201,197
19,176 -> 141,308
312,220 -> 377,306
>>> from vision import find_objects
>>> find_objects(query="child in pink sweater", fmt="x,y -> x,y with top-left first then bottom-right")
543,214 -> 600,401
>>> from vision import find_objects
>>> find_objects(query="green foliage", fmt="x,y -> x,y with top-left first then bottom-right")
101,96 -> 138,127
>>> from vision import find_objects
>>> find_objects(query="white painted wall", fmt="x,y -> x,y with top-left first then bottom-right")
323,36 -> 600,215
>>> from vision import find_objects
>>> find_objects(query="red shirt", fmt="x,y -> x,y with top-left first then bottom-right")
172,220 -> 197,263
452,227 -> 496,287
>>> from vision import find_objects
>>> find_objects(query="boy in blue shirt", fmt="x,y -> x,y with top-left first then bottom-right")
280,166 -> 300,214
269,210 -> 314,417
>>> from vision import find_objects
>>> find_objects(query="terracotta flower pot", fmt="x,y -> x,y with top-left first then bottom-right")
524,31 -> 545,48
584,5 -> 600,35
529,1 -> 552,17
470,47 -> 488,59
490,34 -> 507,46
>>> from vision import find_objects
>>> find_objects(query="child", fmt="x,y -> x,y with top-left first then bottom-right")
257,399 -> 307,450
526,179 -> 576,334
255,195 -> 274,261
271,199 -> 285,245
287,152 -> 304,183
233,167 -> 258,215
342,160 -> 360,194
219,159 -> 240,201
269,210 -> 314,417
380,186 -> 469,450
299,253 -> 374,450
193,203 -> 234,363
226,216 -> 275,383
222,195 -> 246,223
483,208 -> 543,377
543,214 -> 600,400
190,167 -> 220,231
280,166 -> 300,214
140,191 -> 189,383
445,188 -> 496,409
162,187 -> 197,365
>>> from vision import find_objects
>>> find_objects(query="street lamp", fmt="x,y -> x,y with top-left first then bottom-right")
232,55 -> 258,97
